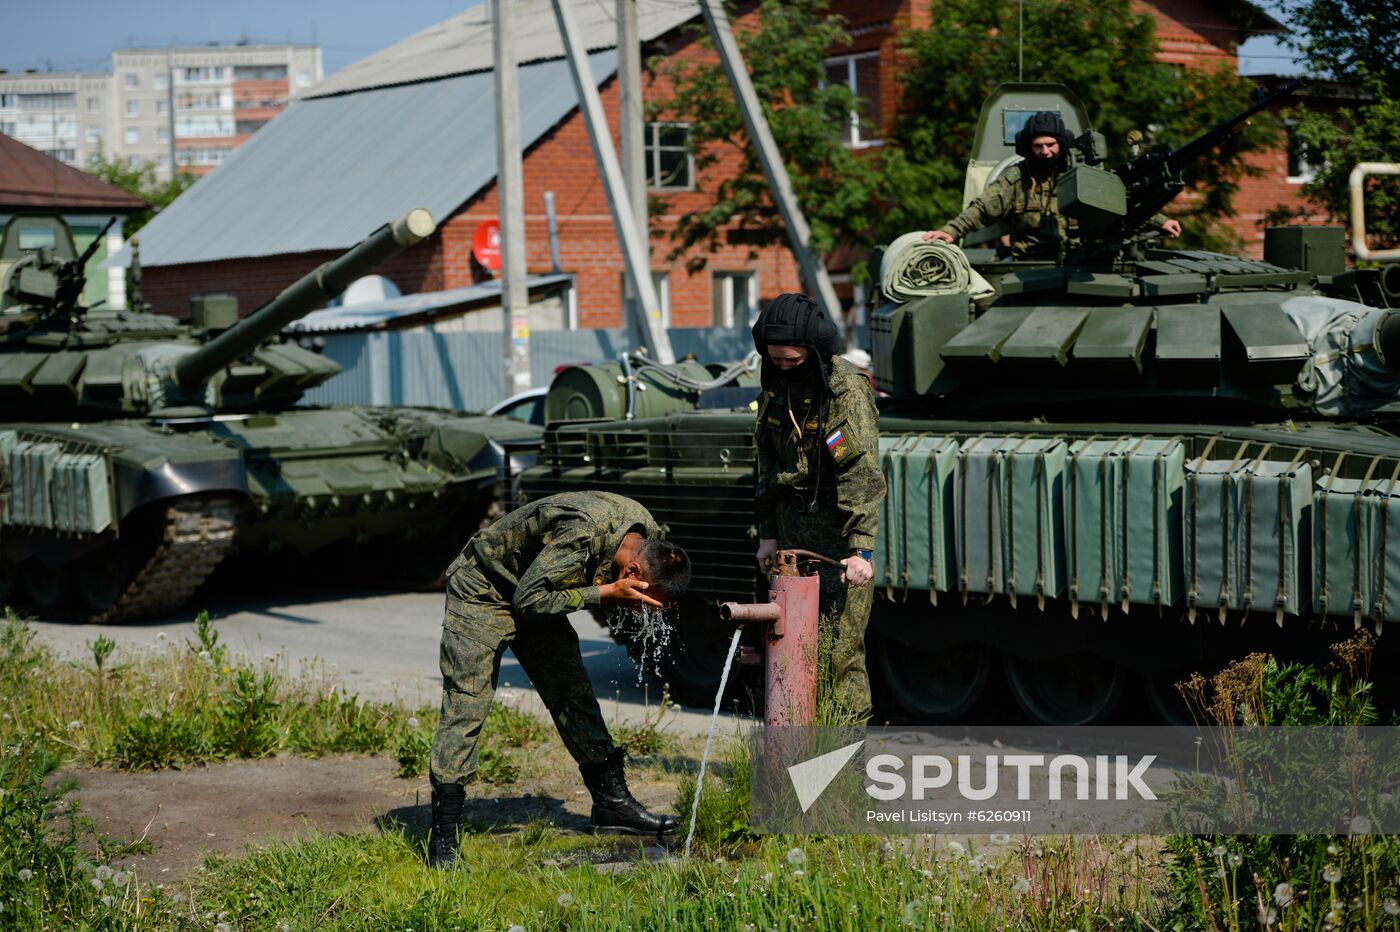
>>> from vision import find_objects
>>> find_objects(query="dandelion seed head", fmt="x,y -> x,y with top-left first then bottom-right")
90,877 -> 104,890
16,869 -> 32,882
406,717 -> 420,729
1382,898 -> 1400,916
1274,883 -> 1294,907
1211,845 -> 1227,857
95,865 -> 113,881
556,893 -> 574,908
792,869 -> 805,879
1350,815 -> 1372,834
1327,843 -> 1340,857
1257,905 -> 1278,926
1227,853 -> 1243,868
990,832 -> 1010,845
946,840 -> 965,858
1012,877 -> 1032,895
1323,864 -> 1342,883
785,847 -> 806,867
102,895 -> 115,907
68,720 -> 82,730
113,871 -> 129,886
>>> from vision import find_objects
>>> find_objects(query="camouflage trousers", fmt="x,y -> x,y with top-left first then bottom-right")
429,556 -> 615,786
775,504 -> 874,723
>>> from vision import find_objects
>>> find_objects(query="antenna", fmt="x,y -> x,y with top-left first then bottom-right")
1018,0 -> 1024,81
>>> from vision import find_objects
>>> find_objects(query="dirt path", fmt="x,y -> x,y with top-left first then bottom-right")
50,752 -> 688,884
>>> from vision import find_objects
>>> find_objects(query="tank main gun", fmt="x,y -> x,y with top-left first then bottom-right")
1115,79 -> 1306,234
172,208 -> 435,391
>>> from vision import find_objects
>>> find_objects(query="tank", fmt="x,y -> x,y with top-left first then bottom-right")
0,209 -> 542,622
520,85 -> 1400,723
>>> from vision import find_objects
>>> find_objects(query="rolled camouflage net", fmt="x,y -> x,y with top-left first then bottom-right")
880,232 -> 996,302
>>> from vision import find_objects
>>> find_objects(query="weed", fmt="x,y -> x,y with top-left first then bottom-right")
484,702 -> 547,748
395,723 -> 432,779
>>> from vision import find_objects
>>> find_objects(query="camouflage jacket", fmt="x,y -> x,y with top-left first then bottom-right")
938,164 -> 1075,261
754,356 -> 885,551
466,491 -> 661,618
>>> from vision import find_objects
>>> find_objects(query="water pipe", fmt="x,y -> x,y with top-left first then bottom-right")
719,550 -> 822,727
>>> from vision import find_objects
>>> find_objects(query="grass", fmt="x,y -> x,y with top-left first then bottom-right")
5,610 -> 1400,930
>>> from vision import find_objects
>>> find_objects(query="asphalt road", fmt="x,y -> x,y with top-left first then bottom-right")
24,575 -> 748,738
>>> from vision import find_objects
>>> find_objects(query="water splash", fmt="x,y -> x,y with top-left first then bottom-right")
607,605 -> 675,685
682,626 -> 744,858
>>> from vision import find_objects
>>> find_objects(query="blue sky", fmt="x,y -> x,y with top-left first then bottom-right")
2,0 -> 1300,80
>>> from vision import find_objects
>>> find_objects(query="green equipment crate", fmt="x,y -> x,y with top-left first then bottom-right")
874,434 -> 959,601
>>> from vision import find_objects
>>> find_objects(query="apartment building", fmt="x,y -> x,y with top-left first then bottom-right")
0,43 -> 321,180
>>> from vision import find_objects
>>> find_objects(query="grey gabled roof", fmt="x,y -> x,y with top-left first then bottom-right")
306,0 -> 697,98
122,49 -> 615,268
288,274 -> 573,333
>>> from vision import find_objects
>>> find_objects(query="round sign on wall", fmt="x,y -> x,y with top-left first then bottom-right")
472,220 -> 502,272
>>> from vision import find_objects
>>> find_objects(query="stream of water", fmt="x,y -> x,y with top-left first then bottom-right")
682,626 -> 744,858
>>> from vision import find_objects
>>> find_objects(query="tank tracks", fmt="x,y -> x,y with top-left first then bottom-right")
82,496 -> 239,624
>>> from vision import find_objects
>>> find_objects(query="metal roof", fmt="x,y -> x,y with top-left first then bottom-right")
0,134 -> 147,212
306,0 -> 697,99
117,50 -> 614,269
288,273 -> 573,333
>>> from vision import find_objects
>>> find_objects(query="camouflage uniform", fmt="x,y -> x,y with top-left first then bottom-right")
938,164 -> 1170,261
429,491 -> 662,786
755,356 -> 886,720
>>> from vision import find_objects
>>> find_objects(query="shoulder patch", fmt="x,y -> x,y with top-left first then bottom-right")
826,428 -> 852,463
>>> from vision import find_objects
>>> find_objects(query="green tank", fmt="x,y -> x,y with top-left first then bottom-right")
521,84 -> 1400,723
0,209 -> 541,622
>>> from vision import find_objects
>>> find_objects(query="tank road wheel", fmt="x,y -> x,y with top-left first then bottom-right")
1002,651 -> 1125,726
75,545 -> 130,617
21,560 -> 73,615
876,638 -> 991,722
1143,666 -> 1209,726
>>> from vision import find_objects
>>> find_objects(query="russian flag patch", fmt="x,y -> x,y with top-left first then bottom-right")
825,428 -> 851,462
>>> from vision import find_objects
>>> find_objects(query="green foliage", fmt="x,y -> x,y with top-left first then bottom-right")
394,722 -> 432,779
658,0 -> 1275,277
85,156 -> 195,235
655,0 -> 883,271
1276,0 -> 1400,249
1165,641 -> 1400,931
0,613 -> 415,772
673,738 -> 754,851
613,684 -> 677,757
484,701 -> 548,748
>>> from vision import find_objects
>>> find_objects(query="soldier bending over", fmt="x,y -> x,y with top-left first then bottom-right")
427,491 -> 691,867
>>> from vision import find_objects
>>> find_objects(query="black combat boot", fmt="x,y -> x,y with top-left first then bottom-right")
579,748 -> 677,836
427,777 -> 466,867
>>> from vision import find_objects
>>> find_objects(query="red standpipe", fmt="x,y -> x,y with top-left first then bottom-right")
719,551 -> 822,727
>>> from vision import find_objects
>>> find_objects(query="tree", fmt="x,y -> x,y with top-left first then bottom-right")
657,0 -> 1278,273
1279,0 -> 1399,249
86,158 -> 196,235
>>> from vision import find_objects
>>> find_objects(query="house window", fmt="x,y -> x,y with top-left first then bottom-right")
620,271 -> 671,327
234,65 -> 288,81
0,94 -> 14,108
235,119 -> 268,135
1286,123 -> 1317,184
124,73 -> 139,88
153,72 -> 167,91
86,96 -> 99,112
156,127 -> 170,143
823,52 -> 882,148
645,122 -> 693,190
85,126 -> 101,143
156,99 -> 167,114
297,69 -> 312,87
124,128 -> 140,144
711,271 -> 758,327
126,100 -> 140,117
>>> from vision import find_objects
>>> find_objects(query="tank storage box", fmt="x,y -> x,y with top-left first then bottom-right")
1067,437 -> 1185,614
873,434 -> 959,600
958,436 -> 1008,594
1263,226 -> 1347,276
1185,455 -> 1311,621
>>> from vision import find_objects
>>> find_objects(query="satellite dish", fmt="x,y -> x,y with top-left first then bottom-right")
332,274 -> 402,307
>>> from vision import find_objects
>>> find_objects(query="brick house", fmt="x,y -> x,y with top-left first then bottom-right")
133,0 -> 1312,332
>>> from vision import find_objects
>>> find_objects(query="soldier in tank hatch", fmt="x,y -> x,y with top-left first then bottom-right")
924,110 -> 1181,260
752,293 -> 886,723
426,491 -> 691,867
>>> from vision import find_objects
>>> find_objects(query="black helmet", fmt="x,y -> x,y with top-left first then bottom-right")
751,292 -> 843,388
1014,110 -> 1072,166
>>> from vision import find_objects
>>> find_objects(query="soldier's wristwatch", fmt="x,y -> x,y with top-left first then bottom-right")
854,549 -> 874,563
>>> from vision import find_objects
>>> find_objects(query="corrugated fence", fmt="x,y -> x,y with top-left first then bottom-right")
299,327 -> 755,410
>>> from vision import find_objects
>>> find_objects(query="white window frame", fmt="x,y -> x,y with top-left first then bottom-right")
123,72 -> 139,88
1285,121 -> 1317,185
711,270 -> 758,327
622,271 -> 671,327
124,127 -> 140,144
125,100 -> 139,117
644,122 -> 694,191
824,51 -> 882,149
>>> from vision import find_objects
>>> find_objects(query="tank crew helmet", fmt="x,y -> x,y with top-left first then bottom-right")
1014,110 -> 1072,170
751,292 -> 843,390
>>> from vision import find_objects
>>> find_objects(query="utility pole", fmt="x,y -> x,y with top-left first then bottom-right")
165,49 -> 178,180
697,0 -> 843,337
551,0 -> 673,363
617,0 -> 649,349
492,0 -> 533,395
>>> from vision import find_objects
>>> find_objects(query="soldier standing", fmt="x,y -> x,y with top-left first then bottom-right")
924,110 -> 1180,259
752,293 -> 886,722
427,491 -> 691,867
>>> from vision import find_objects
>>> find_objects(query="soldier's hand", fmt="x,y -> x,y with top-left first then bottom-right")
755,538 -> 779,572
600,577 -> 664,609
922,230 -> 954,244
840,555 -> 873,587
1159,218 -> 1182,238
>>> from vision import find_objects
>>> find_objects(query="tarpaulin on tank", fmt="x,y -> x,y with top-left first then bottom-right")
1283,296 -> 1400,417
880,233 -> 996,303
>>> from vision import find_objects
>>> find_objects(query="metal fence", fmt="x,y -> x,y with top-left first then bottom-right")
299,326 -> 755,410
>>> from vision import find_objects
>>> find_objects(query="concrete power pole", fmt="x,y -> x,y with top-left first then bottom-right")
492,0 -> 533,396
165,50 -> 178,180
697,0 -> 843,337
617,0 -> 649,349
551,0 -> 674,364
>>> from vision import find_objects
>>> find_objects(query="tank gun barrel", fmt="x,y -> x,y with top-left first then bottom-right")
1117,78 -> 1306,232
173,208 -> 435,390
